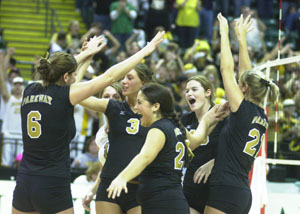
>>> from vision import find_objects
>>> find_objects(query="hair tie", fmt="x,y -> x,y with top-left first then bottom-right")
260,78 -> 270,87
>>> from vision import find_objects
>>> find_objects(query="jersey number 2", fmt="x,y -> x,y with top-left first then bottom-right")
174,142 -> 185,170
27,111 -> 42,139
243,128 -> 265,157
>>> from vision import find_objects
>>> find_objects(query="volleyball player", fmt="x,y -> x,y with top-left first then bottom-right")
106,83 -> 227,213
79,31 -> 164,213
82,83 -> 125,211
203,14 -> 279,214
182,75 -> 224,214
106,83 -> 190,214
12,31 -> 164,214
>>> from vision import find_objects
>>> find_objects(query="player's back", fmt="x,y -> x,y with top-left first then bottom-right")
19,83 -> 75,178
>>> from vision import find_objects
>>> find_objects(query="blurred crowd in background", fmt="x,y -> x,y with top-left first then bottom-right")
0,0 -> 300,181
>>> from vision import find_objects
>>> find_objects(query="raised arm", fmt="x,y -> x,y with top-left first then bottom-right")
106,128 -> 165,199
187,103 -> 229,150
103,30 -> 120,55
233,15 -> 253,78
0,52 -> 10,102
70,31 -> 165,106
218,13 -> 244,112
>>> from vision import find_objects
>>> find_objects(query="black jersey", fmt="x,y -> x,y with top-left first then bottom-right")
139,118 -> 186,192
181,111 -> 223,177
210,100 -> 268,189
101,99 -> 149,179
19,83 -> 75,178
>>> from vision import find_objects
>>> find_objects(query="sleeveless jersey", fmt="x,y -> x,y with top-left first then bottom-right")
19,83 -> 75,178
210,100 -> 268,189
100,99 -> 149,179
139,118 -> 186,193
181,111 -> 223,179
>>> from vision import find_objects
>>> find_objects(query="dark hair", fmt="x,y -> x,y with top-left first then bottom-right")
57,31 -> 67,41
140,83 -> 187,144
83,135 -> 96,153
134,63 -> 154,84
141,83 -> 190,165
37,52 -> 77,84
9,57 -> 17,66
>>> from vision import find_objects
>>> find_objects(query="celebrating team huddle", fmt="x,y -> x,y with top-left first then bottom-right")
11,13 -> 278,214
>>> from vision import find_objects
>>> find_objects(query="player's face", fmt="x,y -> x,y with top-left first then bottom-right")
101,86 -> 122,101
121,69 -> 143,97
185,80 -> 209,112
135,91 -> 154,127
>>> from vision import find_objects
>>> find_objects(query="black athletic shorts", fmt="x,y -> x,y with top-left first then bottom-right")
96,178 -> 139,213
12,173 -> 73,214
183,173 -> 209,213
137,185 -> 190,214
206,185 -> 252,214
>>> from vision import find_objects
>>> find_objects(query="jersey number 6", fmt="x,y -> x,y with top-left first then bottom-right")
27,111 -> 42,139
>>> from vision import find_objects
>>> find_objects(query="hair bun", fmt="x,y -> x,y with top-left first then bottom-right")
37,58 -> 51,76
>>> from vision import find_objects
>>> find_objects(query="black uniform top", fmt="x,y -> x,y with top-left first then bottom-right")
19,83 -> 75,178
101,99 -> 149,179
139,118 -> 186,193
210,100 -> 268,189
181,111 -> 223,186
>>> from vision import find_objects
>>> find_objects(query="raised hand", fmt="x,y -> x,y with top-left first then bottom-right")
142,31 -> 165,57
217,13 -> 229,36
234,14 -> 254,40
85,35 -> 107,56
106,176 -> 128,199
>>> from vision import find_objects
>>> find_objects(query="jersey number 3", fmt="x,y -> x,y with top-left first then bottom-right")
126,118 -> 140,135
243,128 -> 265,157
27,111 -> 42,139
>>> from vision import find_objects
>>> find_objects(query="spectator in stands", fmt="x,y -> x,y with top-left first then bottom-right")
0,52 -> 8,160
73,162 -> 101,185
197,0 -> 214,43
232,6 -> 266,53
51,20 -> 82,54
1,77 -> 24,167
115,50 -> 128,63
279,99 -> 300,179
283,4 -> 300,34
175,0 -> 200,50
233,1 -> 251,17
294,92 -> 300,120
49,31 -> 69,56
70,104 -> 99,160
125,29 -> 146,56
81,22 -> 103,44
72,136 -> 99,169
92,0 -> 116,31
144,0 -> 173,41
110,0 -> 137,46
